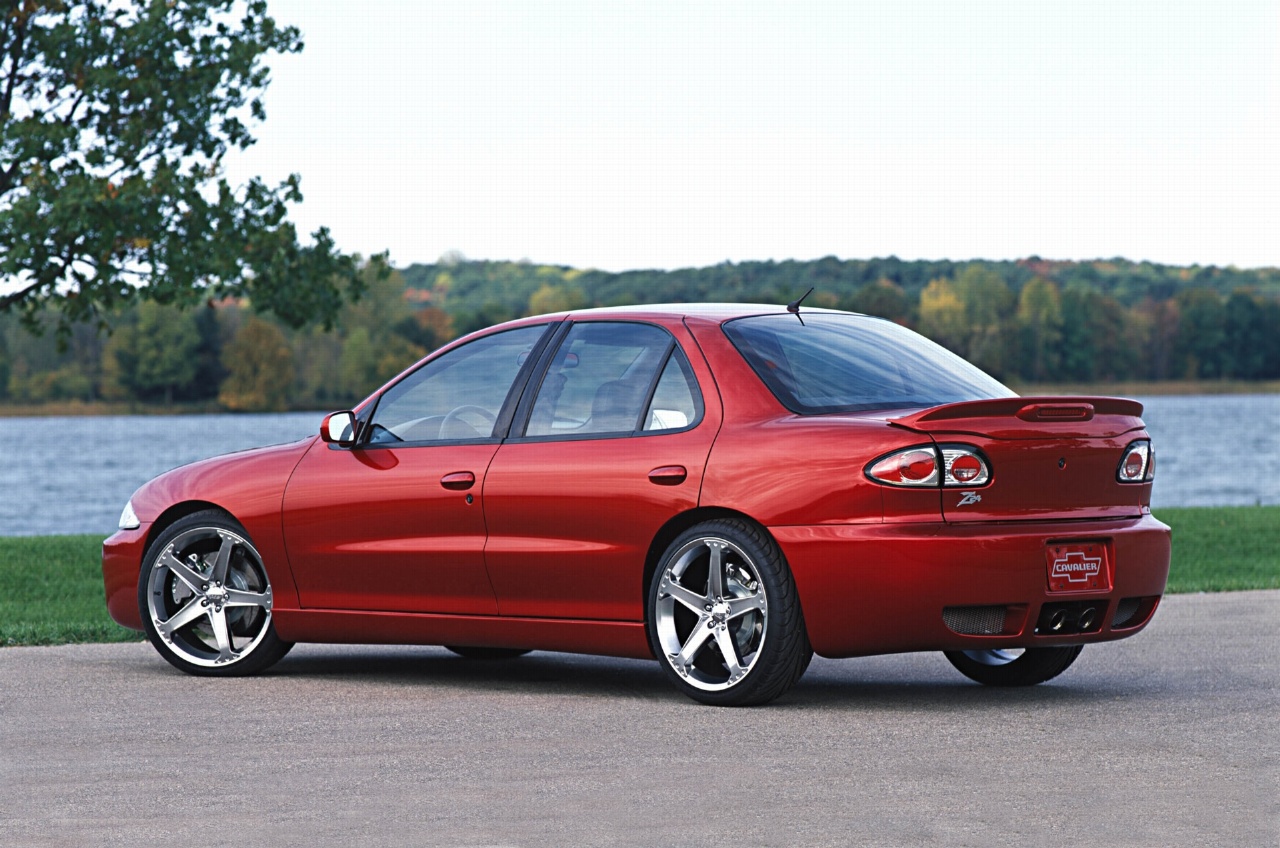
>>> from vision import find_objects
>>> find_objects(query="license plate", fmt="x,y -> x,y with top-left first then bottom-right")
1046,542 -> 1110,592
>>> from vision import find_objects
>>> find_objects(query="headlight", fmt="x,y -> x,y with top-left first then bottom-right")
118,500 -> 141,530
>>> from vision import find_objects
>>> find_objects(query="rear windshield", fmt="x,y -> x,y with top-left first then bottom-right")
723,313 -> 1013,414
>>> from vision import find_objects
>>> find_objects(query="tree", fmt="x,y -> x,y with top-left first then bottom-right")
1129,297 -> 1179,381
1057,289 -> 1098,381
954,265 -> 1015,377
918,277 -> 967,355
0,0 -> 364,336
1173,288 -> 1227,378
527,281 -> 585,316
1222,291 -> 1268,379
846,278 -> 915,326
1015,278 -> 1062,382
218,316 -> 293,411
336,325 -> 422,401
110,301 -> 200,403
1088,293 -> 1138,381
0,327 -> 7,397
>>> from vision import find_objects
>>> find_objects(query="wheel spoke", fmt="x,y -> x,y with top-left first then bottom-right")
707,543 -> 725,599
156,597 -> 208,638
660,575 -> 708,613
223,587 -> 270,609
714,626 -> 746,683
208,608 -> 236,662
209,534 -> 235,585
160,549 -> 206,593
726,592 -> 766,619
674,619 -> 715,670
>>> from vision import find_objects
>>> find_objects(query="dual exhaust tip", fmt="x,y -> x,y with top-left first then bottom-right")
1038,602 -> 1101,635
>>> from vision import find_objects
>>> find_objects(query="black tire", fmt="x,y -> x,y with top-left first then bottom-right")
444,646 -> 531,660
943,645 -> 1083,687
138,510 -> 293,676
647,518 -> 812,706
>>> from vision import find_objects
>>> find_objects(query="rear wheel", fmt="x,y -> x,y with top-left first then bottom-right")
648,518 -> 811,706
138,511 -> 293,676
943,645 -> 1083,687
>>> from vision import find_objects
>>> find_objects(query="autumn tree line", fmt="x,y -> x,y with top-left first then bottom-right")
2,255 -> 1279,412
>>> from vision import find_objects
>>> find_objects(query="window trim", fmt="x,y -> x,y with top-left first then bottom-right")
508,319 -> 706,444
349,321 -> 561,450
722,313 -> 1011,416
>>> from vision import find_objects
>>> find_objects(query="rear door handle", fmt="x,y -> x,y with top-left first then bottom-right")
648,465 -> 688,486
440,471 -> 476,490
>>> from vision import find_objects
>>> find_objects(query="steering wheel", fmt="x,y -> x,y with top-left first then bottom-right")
439,405 -> 497,439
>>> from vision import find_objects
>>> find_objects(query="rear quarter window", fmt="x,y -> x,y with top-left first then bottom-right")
723,313 -> 1013,414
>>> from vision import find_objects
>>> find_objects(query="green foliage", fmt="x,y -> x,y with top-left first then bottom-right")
918,277 -> 968,354
0,0 -> 364,337
1222,291 -> 1271,380
846,279 -> 915,325
1015,278 -> 1063,382
218,316 -> 294,411
4,253 -> 1280,412
1174,288 -> 1227,378
109,301 -> 200,404
528,281 -> 586,315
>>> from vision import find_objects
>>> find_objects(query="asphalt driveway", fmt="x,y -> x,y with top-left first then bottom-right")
2,590 -> 1276,847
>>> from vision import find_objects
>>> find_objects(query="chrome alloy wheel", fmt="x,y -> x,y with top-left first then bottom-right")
145,525 -> 274,668
653,535 -> 768,692
943,644 -> 1082,686
961,648 -> 1025,666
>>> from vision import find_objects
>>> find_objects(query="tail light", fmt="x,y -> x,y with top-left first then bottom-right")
940,445 -> 991,486
867,445 -> 990,488
1118,440 -> 1155,483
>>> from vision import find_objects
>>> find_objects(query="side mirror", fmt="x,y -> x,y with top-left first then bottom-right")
320,411 -> 357,446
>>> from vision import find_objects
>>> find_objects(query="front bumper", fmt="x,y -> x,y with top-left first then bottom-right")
773,513 -> 1171,658
102,526 -> 151,631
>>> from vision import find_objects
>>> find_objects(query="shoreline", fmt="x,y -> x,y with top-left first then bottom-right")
1002,379 -> 1280,397
3,379 -> 1278,417
0,400 -> 326,417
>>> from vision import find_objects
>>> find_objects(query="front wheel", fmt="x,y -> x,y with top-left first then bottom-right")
138,511 -> 293,676
943,645 -> 1083,687
648,519 -> 811,706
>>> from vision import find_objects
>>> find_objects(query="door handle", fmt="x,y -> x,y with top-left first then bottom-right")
648,465 -> 688,486
440,471 -> 476,490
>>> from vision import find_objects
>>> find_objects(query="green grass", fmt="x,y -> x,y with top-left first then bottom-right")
0,535 -> 139,647
1,507 -> 1277,647
1155,506 -> 1280,593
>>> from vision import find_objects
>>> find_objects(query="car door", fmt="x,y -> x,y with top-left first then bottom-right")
282,323 -> 553,614
482,319 -> 721,621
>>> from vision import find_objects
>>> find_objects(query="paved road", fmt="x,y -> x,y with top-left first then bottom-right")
2,591 -> 1277,848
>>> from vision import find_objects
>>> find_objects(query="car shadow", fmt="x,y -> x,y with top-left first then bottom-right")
258,645 -> 1124,710
268,646 -> 682,701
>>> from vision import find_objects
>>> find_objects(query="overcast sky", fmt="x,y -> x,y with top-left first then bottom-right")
222,1 -> 1279,272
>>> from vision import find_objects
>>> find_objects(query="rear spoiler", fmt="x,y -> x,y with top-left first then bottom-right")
890,396 -> 1146,439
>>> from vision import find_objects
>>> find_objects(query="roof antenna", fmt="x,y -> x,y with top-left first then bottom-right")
787,287 -> 814,325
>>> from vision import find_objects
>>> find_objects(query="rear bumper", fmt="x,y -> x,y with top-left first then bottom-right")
773,513 -> 1171,658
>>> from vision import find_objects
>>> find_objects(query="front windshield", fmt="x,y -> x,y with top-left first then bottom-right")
723,313 -> 1014,414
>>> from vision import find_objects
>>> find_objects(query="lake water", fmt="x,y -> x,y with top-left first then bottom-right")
1,395 -> 1277,536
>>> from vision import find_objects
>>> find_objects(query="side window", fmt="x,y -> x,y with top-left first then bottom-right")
643,352 -> 701,431
366,324 -> 547,444
525,322 -> 689,438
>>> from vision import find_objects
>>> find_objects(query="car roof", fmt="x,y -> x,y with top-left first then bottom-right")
552,303 -> 851,323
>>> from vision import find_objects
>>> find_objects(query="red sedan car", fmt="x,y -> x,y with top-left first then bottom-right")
103,304 -> 1170,705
